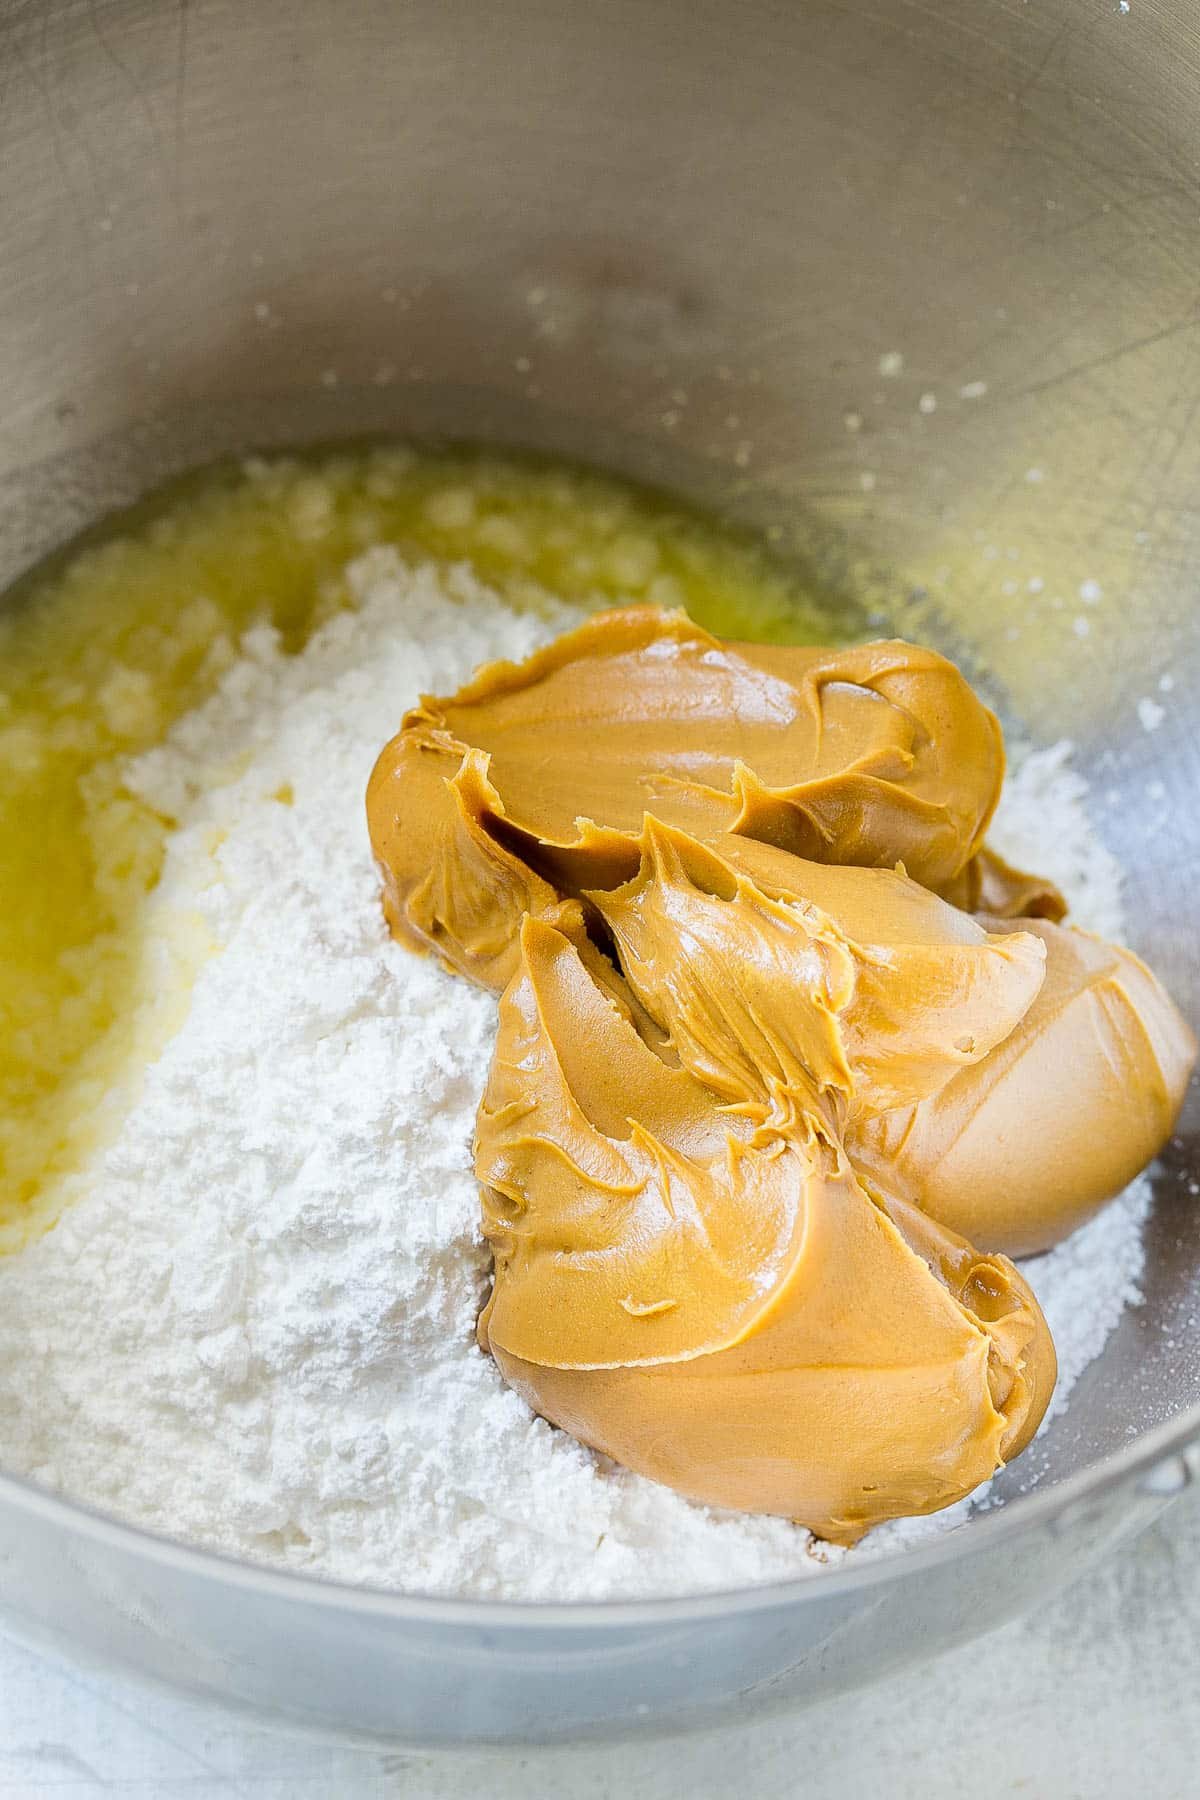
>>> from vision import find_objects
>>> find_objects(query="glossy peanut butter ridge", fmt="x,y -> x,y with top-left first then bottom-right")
368,606 -> 1195,1541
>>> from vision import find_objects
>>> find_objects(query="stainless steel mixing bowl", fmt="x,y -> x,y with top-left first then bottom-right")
0,0 -> 1197,1747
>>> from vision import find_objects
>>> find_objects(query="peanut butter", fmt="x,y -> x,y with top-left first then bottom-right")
367,606 -> 1008,992
940,845 -> 1067,922
851,915 -> 1197,1256
475,855 -> 1055,1541
367,606 -> 1195,1540
591,825 -> 1048,1123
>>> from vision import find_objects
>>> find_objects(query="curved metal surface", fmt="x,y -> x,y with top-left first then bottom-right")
0,0 -> 1197,1744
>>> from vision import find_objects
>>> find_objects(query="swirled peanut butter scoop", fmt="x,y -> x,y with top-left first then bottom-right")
367,607 -> 1006,990
476,912 -> 808,1370
590,824 -> 1047,1123
476,910 -> 1055,1542
851,917 -> 1197,1256
369,604 -> 1193,1541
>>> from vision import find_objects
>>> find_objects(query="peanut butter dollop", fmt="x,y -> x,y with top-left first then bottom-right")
367,606 -> 1194,1539
476,900 -> 1054,1542
586,823 -> 1049,1125
851,916 -> 1197,1256
367,606 -> 1007,992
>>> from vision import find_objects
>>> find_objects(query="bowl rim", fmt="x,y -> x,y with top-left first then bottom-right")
1,1397 -> 1196,1629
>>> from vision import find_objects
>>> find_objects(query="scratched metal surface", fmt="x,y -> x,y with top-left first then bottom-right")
0,0 -> 1196,1743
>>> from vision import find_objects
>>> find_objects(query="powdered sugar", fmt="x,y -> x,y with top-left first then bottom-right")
989,738 -> 1127,942
0,550 -> 1149,1599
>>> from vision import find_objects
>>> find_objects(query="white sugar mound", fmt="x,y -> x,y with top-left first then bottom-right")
0,553 -> 1149,1599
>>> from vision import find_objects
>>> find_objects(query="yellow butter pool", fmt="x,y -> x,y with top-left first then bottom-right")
0,446 -> 846,1247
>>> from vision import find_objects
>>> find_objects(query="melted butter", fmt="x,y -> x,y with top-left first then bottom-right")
0,448 -> 848,1248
